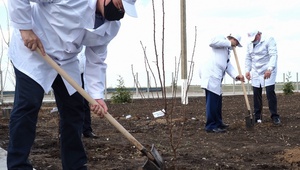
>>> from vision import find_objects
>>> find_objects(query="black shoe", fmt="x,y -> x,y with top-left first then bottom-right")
219,123 -> 229,129
83,132 -> 99,139
272,117 -> 281,125
206,128 -> 226,133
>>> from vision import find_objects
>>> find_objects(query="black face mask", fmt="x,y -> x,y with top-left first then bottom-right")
104,0 -> 125,21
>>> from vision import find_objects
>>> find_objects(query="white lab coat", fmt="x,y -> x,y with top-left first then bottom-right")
78,48 -> 86,75
245,35 -> 278,88
77,47 -> 88,91
200,35 -> 238,95
8,0 -> 120,99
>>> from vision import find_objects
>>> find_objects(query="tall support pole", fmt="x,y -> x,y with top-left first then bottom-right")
180,0 -> 188,104
0,70 -> 3,104
297,72 -> 299,92
147,71 -> 150,98
135,72 -> 138,96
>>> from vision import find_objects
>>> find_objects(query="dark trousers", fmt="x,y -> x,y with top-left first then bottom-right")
205,89 -> 223,130
7,67 -> 87,170
253,85 -> 279,120
81,73 -> 92,134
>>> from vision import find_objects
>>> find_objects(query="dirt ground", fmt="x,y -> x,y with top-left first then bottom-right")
1,93 -> 300,170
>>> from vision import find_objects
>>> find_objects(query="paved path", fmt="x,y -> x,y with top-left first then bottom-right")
1,90 -> 252,104
0,147 -> 7,170
0,148 -> 36,170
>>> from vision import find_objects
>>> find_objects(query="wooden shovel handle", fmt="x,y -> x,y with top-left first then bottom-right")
232,47 -> 251,111
36,48 -> 155,160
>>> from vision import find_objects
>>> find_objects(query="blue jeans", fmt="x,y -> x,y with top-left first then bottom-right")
7,67 -> 87,170
205,89 -> 223,130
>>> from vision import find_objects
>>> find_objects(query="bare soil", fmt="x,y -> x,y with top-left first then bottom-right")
1,93 -> 300,170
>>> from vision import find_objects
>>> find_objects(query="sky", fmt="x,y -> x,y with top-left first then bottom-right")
1,0 -> 300,91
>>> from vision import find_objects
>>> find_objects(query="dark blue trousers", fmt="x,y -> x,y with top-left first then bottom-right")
7,67 -> 87,170
82,95 -> 92,134
205,89 -> 223,130
81,73 -> 92,134
253,84 -> 279,120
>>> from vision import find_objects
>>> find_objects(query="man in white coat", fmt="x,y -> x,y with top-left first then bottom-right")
245,30 -> 281,125
7,0 -> 137,169
200,34 -> 244,133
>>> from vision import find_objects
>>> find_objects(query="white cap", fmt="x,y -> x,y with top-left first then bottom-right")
122,0 -> 137,17
247,30 -> 259,41
228,34 -> 242,47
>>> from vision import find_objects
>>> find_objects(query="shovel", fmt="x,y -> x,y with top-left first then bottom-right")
232,47 -> 255,128
36,48 -> 165,170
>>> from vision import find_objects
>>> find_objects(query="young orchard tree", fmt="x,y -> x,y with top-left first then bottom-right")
131,0 -> 198,168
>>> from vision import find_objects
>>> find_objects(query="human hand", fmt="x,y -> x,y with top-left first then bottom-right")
90,99 -> 108,118
264,70 -> 272,79
236,75 -> 245,82
20,29 -> 45,56
245,72 -> 251,80
113,0 -> 124,10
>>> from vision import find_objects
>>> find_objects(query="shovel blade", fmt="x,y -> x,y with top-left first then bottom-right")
143,160 -> 161,170
245,110 -> 255,128
142,144 -> 165,170
245,115 -> 254,128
